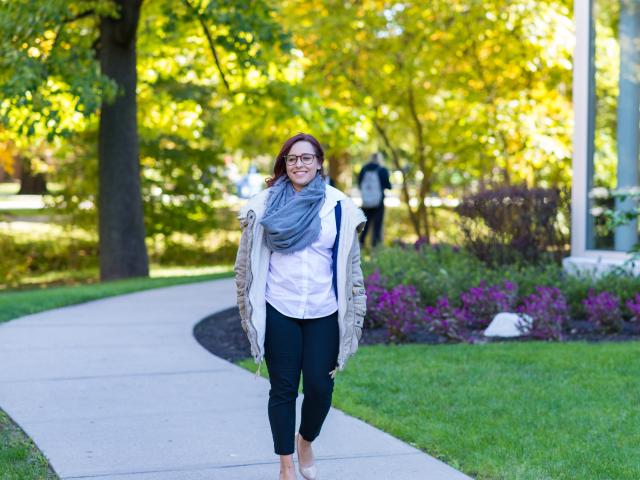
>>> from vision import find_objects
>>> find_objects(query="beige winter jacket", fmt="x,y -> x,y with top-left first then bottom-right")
233,184 -> 367,377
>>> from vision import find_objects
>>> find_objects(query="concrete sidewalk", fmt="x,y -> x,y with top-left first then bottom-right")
0,278 -> 472,479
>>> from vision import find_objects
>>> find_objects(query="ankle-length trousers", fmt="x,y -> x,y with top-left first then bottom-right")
264,301 -> 340,455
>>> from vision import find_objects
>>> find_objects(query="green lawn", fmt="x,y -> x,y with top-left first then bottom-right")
0,267 -> 233,324
0,411 -> 58,480
238,341 -> 640,480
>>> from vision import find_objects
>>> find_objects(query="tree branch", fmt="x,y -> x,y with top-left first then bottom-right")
407,82 -> 432,240
62,9 -> 95,25
181,0 -> 231,93
372,113 -> 422,237
48,9 -> 96,61
407,83 -> 426,172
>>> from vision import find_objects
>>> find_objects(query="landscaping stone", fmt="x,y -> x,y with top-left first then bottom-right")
483,312 -> 533,337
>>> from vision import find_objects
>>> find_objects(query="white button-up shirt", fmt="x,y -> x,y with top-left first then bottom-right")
265,196 -> 338,319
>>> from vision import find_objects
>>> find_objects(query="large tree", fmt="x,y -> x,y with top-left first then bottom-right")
98,0 -> 147,279
0,0 -> 288,279
279,0 -> 574,240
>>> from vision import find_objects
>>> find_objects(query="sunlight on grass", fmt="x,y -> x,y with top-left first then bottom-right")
0,182 -> 20,195
237,342 -> 640,480
0,410 -> 57,479
0,220 -> 97,240
6,264 -> 233,289
149,264 -> 233,277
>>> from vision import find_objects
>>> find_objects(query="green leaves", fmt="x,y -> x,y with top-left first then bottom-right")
0,1 -> 117,138
1,0 -> 579,243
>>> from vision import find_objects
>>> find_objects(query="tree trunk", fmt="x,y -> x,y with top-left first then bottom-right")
417,175 -> 432,243
371,119 -> 422,237
328,151 -> 350,191
17,156 -> 48,194
98,0 -> 149,281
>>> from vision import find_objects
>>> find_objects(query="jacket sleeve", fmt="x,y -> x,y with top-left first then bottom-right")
380,167 -> 392,190
350,231 -> 367,339
233,214 -> 251,334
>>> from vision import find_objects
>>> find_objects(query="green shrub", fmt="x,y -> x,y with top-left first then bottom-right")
0,234 -> 31,288
0,230 -> 237,288
0,233 -> 98,288
364,243 -> 640,321
154,238 -> 237,266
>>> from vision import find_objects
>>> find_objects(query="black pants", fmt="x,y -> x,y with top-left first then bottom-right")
264,301 -> 339,455
360,205 -> 385,247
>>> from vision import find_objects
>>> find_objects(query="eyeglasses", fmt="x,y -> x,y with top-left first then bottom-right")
283,153 -> 317,166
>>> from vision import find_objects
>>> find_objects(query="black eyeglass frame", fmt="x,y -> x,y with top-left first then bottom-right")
282,153 -> 319,166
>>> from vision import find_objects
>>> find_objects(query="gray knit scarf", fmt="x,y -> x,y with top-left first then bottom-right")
260,173 -> 326,253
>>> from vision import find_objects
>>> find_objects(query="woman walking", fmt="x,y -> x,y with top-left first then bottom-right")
234,133 -> 367,480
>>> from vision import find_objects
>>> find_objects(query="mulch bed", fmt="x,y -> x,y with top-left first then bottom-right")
193,307 -> 253,363
193,307 -> 640,363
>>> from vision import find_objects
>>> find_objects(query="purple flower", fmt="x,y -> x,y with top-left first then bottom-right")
364,269 -> 387,328
626,293 -> 640,322
375,283 -> 425,343
583,289 -> 623,333
516,286 -> 569,340
459,280 -> 518,330
414,236 -> 429,251
423,295 -> 473,342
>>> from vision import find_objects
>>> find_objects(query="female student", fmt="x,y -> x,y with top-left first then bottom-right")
234,132 -> 367,480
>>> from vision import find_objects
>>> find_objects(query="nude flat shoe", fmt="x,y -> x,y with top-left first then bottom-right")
296,432 -> 318,480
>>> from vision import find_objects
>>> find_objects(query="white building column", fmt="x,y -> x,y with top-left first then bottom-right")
614,0 -> 640,251
563,0 -> 640,276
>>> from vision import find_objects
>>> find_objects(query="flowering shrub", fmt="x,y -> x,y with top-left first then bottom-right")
390,239 -> 409,249
460,280 -> 518,330
423,295 -> 471,342
364,269 -> 387,328
414,237 -> 461,254
414,236 -> 429,251
583,289 -> 623,333
516,286 -> 569,340
364,243 -> 640,344
375,284 -> 425,343
626,293 -> 640,322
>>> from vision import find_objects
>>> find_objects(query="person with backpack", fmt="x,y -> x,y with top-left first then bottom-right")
357,152 -> 392,248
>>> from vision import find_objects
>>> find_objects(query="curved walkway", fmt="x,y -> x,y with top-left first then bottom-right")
0,278 -> 472,479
